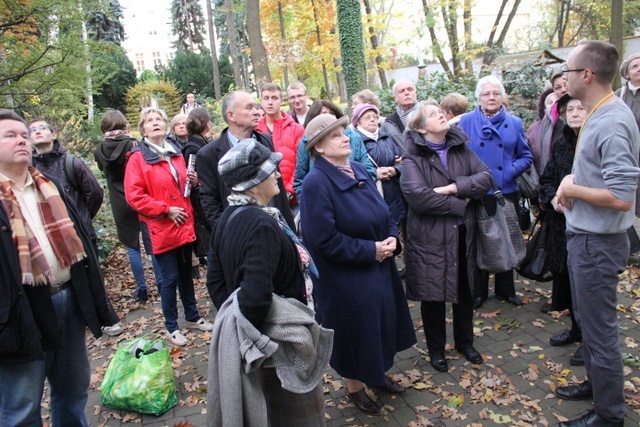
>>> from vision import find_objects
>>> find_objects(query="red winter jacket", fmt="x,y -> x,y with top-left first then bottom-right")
124,140 -> 196,255
256,111 -> 304,203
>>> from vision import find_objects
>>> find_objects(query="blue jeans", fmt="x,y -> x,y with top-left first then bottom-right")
155,243 -> 200,332
127,246 -> 164,291
0,288 -> 90,427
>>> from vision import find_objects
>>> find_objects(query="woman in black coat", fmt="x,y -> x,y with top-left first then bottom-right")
182,108 -> 211,277
352,103 -> 407,228
94,110 -> 161,303
538,95 -> 587,363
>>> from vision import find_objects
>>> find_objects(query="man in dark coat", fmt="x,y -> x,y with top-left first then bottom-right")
0,109 -> 119,426
197,90 -> 295,231
380,79 -> 417,149
30,118 -> 104,242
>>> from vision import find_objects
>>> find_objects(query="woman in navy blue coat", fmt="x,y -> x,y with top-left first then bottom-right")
300,114 -> 416,415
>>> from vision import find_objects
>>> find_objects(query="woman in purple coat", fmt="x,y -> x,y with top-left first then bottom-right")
300,114 -> 416,415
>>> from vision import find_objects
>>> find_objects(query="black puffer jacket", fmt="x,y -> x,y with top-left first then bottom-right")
32,140 -> 103,241
0,175 -> 118,365
538,124 -> 577,274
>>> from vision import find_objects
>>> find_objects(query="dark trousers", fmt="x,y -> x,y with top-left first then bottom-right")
567,232 -> 627,422
421,225 -> 474,353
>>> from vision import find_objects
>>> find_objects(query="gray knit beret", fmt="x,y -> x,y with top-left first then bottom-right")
620,53 -> 640,80
218,139 -> 283,192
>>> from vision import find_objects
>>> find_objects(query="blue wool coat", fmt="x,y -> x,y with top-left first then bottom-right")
300,157 -> 416,385
458,106 -> 532,194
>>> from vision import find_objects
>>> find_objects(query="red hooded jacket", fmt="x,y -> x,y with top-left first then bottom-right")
256,111 -> 305,203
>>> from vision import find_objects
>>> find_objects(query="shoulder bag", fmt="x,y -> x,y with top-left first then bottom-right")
476,179 -> 526,273
516,211 -> 554,282
518,165 -> 539,200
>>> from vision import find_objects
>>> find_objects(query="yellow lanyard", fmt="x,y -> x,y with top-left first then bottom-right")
575,92 -> 615,156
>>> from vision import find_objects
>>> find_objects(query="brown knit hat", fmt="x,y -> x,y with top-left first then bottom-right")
620,53 -> 640,80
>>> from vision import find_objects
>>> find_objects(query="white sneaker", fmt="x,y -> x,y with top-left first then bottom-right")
185,318 -> 213,331
168,330 -> 188,347
102,324 -> 124,337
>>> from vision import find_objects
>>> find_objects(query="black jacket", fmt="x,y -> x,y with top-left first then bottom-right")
197,129 -> 295,231
33,140 -> 104,240
0,175 -> 118,365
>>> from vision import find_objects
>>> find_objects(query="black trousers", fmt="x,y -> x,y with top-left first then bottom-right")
421,225 -> 474,353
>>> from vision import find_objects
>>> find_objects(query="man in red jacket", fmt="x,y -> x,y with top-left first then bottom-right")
256,83 -> 305,208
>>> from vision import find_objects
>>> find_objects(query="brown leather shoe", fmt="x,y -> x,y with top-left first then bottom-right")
376,375 -> 406,394
346,388 -> 381,414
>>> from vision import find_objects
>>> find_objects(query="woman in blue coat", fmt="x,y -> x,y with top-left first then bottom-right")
458,76 -> 533,309
300,114 -> 416,415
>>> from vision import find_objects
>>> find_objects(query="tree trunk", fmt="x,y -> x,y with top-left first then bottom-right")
421,0 -> 453,78
611,0 -> 623,90
311,0 -> 331,97
224,0 -> 243,88
441,0 -> 461,76
336,0 -> 367,98
80,5 -> 93,122
205,0 -> 221,100
463,0 -> 473,73
495,0 -> 522,48
277,1 -> 289,89
334,57 -> 347,103
246,0 -> 271,90
362,0 -> 388,89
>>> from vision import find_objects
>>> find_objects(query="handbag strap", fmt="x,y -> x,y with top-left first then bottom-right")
489,175 -> 506,207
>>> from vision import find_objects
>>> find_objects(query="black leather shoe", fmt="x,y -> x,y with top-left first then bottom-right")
473,296 -> 486,310
550,329 -> 582,346
558,410 -> 624,426
496,294 -> 523,306
570,345 -> 585,366
430,352 -> 448,372
555,380 -> 593,401
456,346 -> 483,364
346,388 -> 381,414
374,375 -> 406,394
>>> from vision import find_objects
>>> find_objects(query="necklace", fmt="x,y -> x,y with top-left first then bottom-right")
575,92 -> 614,155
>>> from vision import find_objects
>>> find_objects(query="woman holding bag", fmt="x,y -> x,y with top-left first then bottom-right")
401,100 -> 491,373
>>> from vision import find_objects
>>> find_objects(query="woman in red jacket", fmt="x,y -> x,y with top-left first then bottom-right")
125,107 -> 212,347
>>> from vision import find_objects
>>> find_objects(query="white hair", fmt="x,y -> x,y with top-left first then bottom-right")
475,76 -> 506,102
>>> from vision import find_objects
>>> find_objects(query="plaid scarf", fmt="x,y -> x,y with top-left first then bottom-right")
0,167 -> 86,286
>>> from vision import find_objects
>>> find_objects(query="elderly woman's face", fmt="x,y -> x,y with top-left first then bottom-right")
250,170 -> 281,203
174,118 -> 187,136
545,93 -> 558,110
628,58 -> 640,85
565,99 -> 587,130
420,105 -> 450,136
357,108 -> 379,134
316,126 -> 351,163
479,83 -> 503,114
143,112 -> 167,139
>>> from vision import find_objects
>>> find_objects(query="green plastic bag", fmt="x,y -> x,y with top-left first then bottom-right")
100,335 -> 178,415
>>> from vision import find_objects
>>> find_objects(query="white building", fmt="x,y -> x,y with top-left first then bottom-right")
120,1 -> 176,76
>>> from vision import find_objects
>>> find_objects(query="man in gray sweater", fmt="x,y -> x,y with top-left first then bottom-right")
555,40 -> 640,427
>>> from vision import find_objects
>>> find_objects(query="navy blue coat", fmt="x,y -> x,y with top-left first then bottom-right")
358,129 -> 407,225
300,157 -> 416,385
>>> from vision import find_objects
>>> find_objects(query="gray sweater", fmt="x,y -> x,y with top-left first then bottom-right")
207,290 -> 333,427
565,99 -> 640,234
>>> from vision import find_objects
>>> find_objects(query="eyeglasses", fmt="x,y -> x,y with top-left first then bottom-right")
288,94 -> 306,101
29,125 -> 49,132
361,114 -> 379,121
480,91 -> 502,98
562,67 -> 587,74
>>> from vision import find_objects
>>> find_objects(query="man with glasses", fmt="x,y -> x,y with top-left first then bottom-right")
286,82 -> 310,126
458,76 -> 533,310
554,40 -> 639,427
29,119 -> 103,247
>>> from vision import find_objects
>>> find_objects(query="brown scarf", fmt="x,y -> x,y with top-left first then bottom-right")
0,167 -> 86,285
